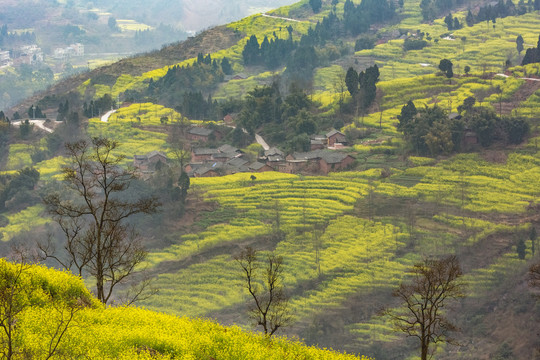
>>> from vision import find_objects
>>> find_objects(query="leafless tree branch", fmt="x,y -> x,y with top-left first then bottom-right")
235,247 -> 292,336
382,255 -> 465,360
42,137 -> 160,304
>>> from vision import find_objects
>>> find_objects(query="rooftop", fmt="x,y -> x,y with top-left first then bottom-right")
189,127 -> 213,137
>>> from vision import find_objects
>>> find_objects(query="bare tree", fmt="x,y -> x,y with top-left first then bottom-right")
42,137 -> 160,304
332,69 -> 347,112
383,255 -> 465,360
235,247 -> 292,336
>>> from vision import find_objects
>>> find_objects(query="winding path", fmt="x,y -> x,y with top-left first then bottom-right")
11,119 -> 53,133
495,73 -> 540,82
261,13 -> 305,23
101,109 -> 117,122
255,134 -> 270,151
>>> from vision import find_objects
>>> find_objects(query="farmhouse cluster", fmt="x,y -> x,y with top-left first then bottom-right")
0,44 -> 44,67
133,126 -> 355,177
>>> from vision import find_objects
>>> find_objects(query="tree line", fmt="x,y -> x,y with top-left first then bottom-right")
437,0 -> 539,31
522,34 -> 540,66
345,64 -> 380,110
0,24 -> 36,48
241,0 -> 396,79
397,97 -> 529,156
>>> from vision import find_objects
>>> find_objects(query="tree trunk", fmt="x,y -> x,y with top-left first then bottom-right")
421,344 -> 428,360
421,328 -> 428,360
96,242 -> 104,302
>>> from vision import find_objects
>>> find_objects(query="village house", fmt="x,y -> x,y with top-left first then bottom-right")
463,128 -> 478,146
318,152 -> 355,174
261,147 -> 285,168
218,144 -> 239,154
212,151 -> 239,163
188,126 -> 214,142
326,129 -> 347,147
192,165 -> 220,177
310,139 -> 326,151
224,73 -> 248,82
133,151 -> 168,172
191,148 -> 219,162
13,45 -> 43,65
227,157 -> 249,168
248,161 -> 274,172
190,157 -> 251,178
53,43 -> 84,60
287,150 -> 355,175
188,145 -> 249,176
0,50 -> 11,67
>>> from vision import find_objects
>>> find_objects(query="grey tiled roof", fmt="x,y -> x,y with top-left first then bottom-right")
291,150 -> 353,164
326,129 -> 345,138
193,148 -> 219,156
265,147 -> 284,157
249,162 -> 266,170
218,144 -> 238,153
227,157 -> 249,167
189,127 -> 213,136
134,151 -> 167,161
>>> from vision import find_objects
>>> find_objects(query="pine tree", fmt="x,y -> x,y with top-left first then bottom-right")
466,10 -> 475,26
516,34 -> 524,54
309,0 -> 323,13
345,67 -> 359,96
221,57 -> 232,75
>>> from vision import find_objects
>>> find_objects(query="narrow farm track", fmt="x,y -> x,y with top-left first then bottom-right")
10,119 -> 54,133
261,13 -> 310,23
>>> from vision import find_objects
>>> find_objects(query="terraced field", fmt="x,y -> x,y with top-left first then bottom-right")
1,0 -> 539,358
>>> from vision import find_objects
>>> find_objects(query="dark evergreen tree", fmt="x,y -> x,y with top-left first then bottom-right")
516,35 -> 524,55
178,171 -> 190,203
466,9 -> 475,26
444,14 -> 454,30
242,35 -> 260,65
522,34 -> 540,65
221,57 -> 233,75
438,59 -> 454,79
309,0 -> 323,13
345,67 -> 359,96
453,17 -> 461,30
358,64 -> 380,108
397,100 -> 418,133
197,52 -> 204,64
468,107 -> 498,147
501,117 -> 529,144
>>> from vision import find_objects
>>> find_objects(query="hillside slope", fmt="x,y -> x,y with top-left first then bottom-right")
0,259 -> 369,359
1,0 -> 540,359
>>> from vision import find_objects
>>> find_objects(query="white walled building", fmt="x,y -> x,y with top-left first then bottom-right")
0,50 -> 11,67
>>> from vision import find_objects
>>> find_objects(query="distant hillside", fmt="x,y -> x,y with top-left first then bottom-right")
9,25 -> 242,115
92,0 -> 299,31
